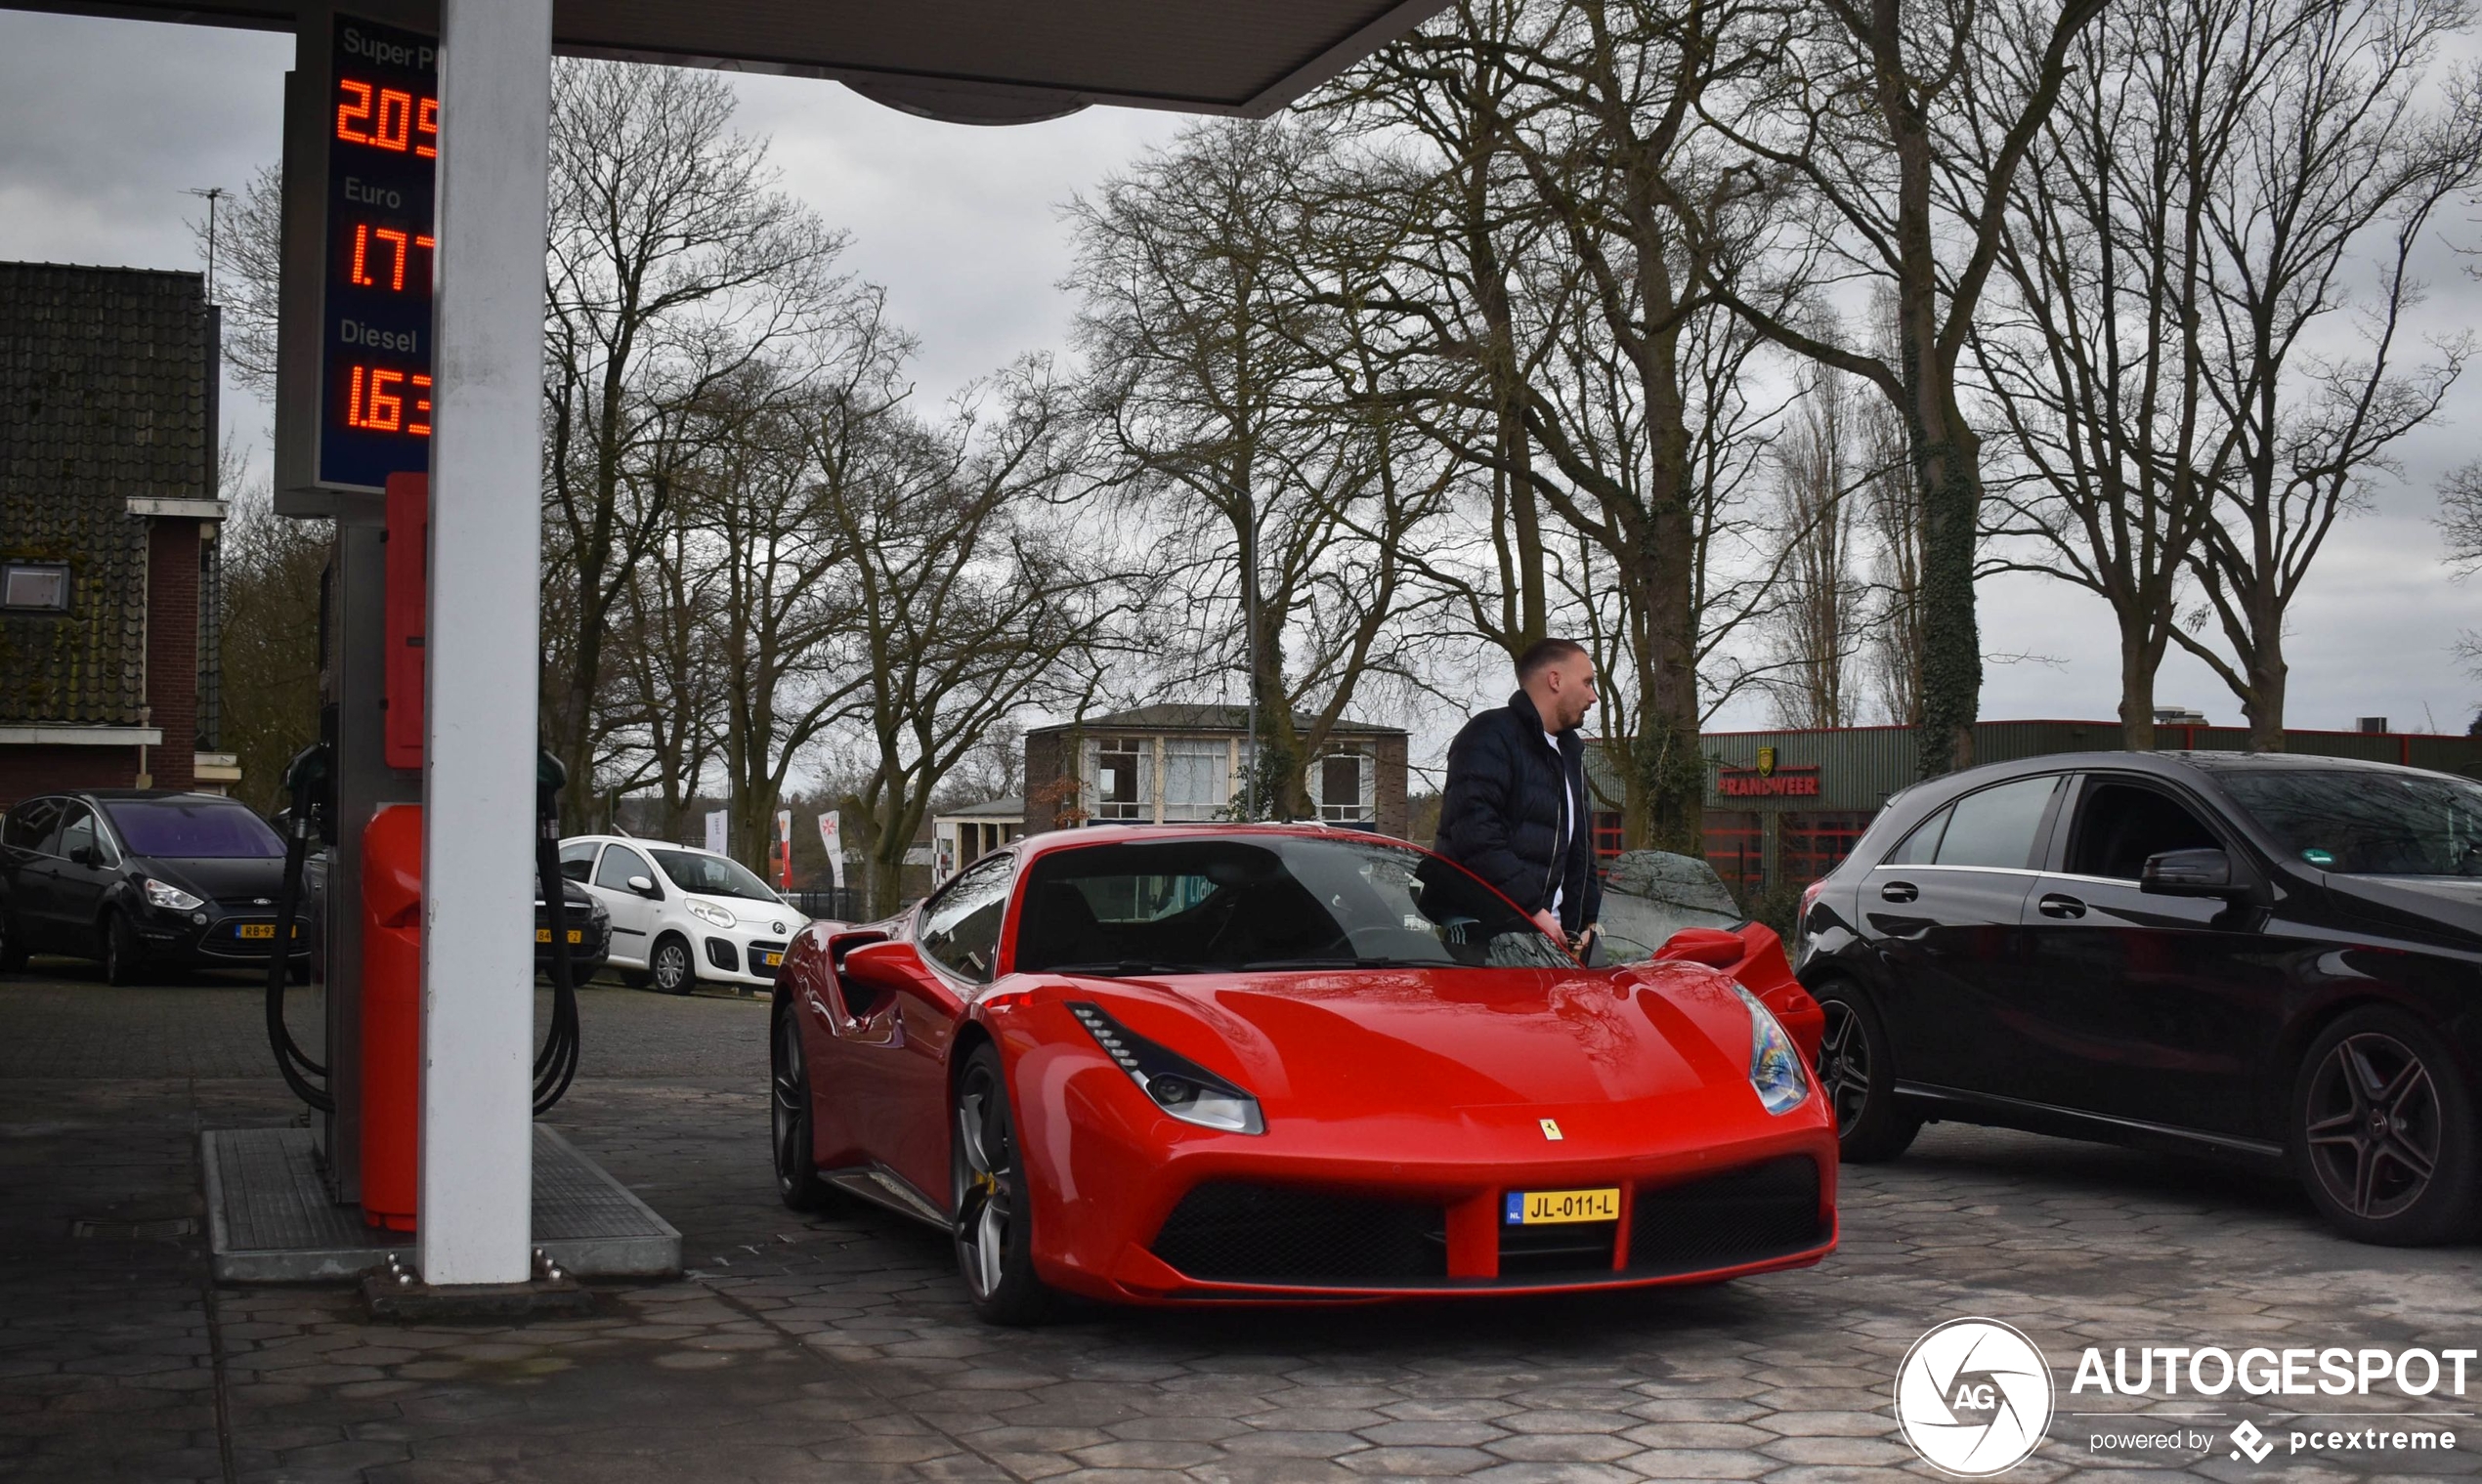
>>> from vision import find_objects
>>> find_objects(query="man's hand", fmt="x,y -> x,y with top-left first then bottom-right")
1531,909 -> 1562,940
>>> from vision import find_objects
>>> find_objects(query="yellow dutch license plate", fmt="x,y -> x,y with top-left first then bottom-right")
1506,1187 -> 1620,1225
760,951 -> 783,968
535,929 -> 584,944
236,923 -> 277,941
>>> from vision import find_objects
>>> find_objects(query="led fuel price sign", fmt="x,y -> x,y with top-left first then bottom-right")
319,14 -> 437,490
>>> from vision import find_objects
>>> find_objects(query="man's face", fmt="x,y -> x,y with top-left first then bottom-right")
1546,652 -> 1598,731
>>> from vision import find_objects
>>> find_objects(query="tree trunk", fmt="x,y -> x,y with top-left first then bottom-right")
2117,627 -> 2161,751
1911,396 -> 1983,777
2243,623 -> 2287,752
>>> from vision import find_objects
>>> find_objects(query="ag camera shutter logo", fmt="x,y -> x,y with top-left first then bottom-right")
1896,1318 -> 2056,1476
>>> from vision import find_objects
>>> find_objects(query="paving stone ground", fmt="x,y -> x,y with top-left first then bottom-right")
3,964 -> 2479,1482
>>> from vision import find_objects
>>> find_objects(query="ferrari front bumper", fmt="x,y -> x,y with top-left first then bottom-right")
1018,1048 -> 1839,1305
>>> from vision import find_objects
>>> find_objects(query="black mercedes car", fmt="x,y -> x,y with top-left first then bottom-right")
1796,751 -> 2482,1246
1,789 -> 608,983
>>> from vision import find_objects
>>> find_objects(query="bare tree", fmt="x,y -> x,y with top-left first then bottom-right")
210,476 -> 327,812
191,163 -> 284,395
540,60 -> 848,827
1704,0 -> 2110,776
1766,365 -> 1866,727
824,361 -> 1124,912
2164,0 -> 2482,748
1068,118 -> 1447,818
604,491 -> 727,841
1859,395 -> 1927,725
1973,0 -> 2264,749
1326,0 -> 1800,849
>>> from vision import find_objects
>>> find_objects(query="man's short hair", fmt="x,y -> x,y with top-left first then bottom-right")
1515,637 -> 1588,683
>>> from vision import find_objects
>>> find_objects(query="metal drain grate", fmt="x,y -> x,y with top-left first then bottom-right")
71,1217 -> 198,1240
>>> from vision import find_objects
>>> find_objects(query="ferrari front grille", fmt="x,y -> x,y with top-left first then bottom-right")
1496,1217 -> 1619,1278
1627,1156 -> 1825,1275
1150,1182 -> 1448,1284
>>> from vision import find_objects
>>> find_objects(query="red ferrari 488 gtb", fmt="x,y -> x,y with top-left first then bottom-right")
770,825 -> 1836,1323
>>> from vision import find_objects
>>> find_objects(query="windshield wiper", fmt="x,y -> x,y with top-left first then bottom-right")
1039,959 -> 1205,978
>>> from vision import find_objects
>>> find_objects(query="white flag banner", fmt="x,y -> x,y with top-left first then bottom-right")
819,812 -> 844,891
705,810 -> 728,855
775,809 -> 793,887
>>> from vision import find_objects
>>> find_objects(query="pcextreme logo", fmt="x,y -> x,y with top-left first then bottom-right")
1895,1318 -> 2056,1477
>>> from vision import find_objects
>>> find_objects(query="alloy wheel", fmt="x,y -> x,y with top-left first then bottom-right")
953,1066 -> 1014,1301
2303,1031 -> 2442,1222
1816,999 -> 1871,1131
772,1010 -> 806,1195
652,942 -> 690,994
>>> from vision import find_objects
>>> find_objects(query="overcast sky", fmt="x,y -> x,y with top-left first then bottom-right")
3,5 -> 2476,765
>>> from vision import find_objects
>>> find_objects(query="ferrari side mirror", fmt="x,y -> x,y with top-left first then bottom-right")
1655,926 -> 1746,969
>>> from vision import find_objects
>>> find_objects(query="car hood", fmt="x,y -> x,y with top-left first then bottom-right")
1056,962 -> 1759,1122
134,856 -> 287,901
2321,873 -> 2482,952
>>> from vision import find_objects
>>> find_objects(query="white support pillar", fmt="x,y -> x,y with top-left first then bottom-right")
417,0 -> 552,1288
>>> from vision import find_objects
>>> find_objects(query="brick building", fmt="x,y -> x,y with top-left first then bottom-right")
1,264 -> 230,807
1024,705 -> 1410,836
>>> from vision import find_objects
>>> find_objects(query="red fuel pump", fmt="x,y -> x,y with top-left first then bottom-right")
263,472 -> 582,1233
360,802 -> 424,1230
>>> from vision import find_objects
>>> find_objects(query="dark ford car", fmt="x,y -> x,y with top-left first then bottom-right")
0,790 -> 309,983
1797,751 -> 2482,1246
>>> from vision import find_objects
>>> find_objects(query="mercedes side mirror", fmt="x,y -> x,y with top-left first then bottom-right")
2141,848 -> 2239,898
627,874 -> 660,899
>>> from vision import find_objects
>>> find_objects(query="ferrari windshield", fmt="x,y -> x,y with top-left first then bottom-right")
2217,768 -> 2482,876
1013,834 -> 1573,974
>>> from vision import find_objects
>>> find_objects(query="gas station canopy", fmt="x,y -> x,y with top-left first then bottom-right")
18,0 -> 1449,121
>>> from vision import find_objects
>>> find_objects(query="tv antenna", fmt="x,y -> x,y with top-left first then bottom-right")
186,186 -> 228,304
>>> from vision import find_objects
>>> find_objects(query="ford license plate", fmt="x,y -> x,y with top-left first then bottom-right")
535,929 -> 583,944
1506,1187 -> 1619,1225
235,923 -> 277,940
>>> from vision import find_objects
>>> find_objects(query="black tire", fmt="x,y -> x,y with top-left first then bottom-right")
649,935 -> 696,996
2291,1007 -> 2481,1247
0,912 -> 26,973
951,1043 -> 1050,1326
1811,981 -> 1920,1164
616,967 -> 652,991
100,912 -> 143,987
771,997 -> 837,1213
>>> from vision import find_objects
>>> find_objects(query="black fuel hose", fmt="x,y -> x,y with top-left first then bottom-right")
263,744 -> 582,1118
265,808 -> 331,1113
532,822 -> 581,1116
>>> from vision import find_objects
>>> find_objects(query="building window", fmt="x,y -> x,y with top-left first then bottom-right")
1313,750 -> 1374,823
1704,811 -> 1764,898
1092,739 -> 1147,822
1162,738 -> 1228,821
1,561 -> 70,614
1782,811 -> 1873,886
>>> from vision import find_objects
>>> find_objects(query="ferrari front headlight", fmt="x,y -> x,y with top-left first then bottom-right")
1068,1001 -> 1264,1134
1733,983 -> 1810,1116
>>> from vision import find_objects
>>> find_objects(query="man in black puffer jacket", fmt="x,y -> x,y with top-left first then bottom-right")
1434,637 -> 1603,952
